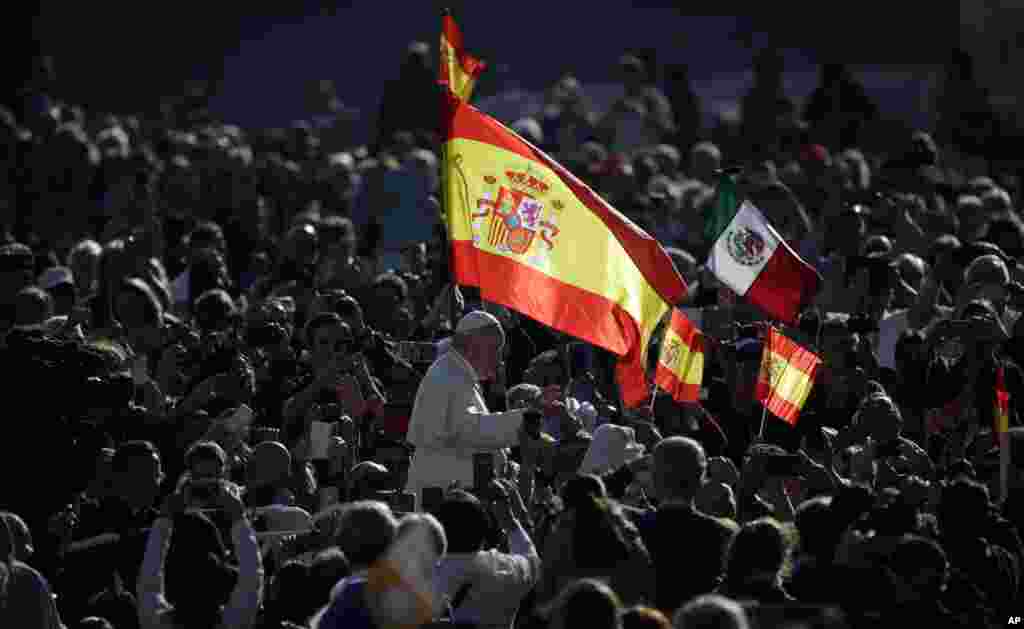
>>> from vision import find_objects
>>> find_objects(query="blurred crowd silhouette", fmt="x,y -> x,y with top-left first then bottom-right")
0,27 -> 1022,629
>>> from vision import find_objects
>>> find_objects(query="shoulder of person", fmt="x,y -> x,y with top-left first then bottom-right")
8,559 -> 51,592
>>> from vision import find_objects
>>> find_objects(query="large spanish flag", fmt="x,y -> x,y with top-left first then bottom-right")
442,90 -> 687,407
654,309 -> 704,403
440,9 -> 486,103
705,174 -> 820,324
756,327 -> 821,425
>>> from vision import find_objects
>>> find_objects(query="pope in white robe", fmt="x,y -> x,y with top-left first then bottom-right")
405,311 -> 557,506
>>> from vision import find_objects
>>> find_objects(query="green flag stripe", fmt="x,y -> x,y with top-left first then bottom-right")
703,174 -> 743,244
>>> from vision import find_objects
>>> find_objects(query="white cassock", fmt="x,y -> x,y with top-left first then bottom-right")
405,348 -> 524,505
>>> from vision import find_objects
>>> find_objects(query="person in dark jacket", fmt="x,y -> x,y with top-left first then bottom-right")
637,437 -> 736,615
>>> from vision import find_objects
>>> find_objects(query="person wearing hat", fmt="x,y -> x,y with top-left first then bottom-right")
405,311 -> 559,508
579,424 -> 645,477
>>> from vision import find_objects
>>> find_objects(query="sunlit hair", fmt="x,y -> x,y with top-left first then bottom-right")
67,239 -> 102,266
396,512 -> 447,558
542,578 -> 623,629
673,594 -> 749,629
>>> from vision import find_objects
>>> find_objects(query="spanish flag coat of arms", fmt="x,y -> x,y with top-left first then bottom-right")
441,90 -> 687,406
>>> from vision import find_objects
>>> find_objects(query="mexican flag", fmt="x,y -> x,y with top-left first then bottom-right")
704,174 -> 821,324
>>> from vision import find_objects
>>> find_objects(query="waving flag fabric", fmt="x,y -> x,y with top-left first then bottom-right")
654,309 -> 704,403
366,518 -> 443,629
440,9 -> 486,102
996,366 -> 1010,435
756,327 -> 821,425
441,90 -> 687,407
704,175 -> 820,324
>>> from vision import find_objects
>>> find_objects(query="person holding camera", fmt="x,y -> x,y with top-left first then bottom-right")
434,484 -> 541,629
282,313 -> 383,451
137,481 -> 263,629
405,311 -> 558,511
334,294 -> 417,395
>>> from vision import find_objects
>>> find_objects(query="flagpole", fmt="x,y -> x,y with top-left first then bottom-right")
1000,430 -> 1010,504
757,323 -> 773,440
439,8 -> 457,331
758,396 -> 769,441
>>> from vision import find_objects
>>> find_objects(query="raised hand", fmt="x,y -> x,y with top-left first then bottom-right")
217,481 -> 247,523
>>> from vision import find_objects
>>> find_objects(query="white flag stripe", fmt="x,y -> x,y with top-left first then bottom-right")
707,200 -> 780,296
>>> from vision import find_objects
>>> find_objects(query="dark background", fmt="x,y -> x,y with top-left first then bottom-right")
15,2 -> 960,129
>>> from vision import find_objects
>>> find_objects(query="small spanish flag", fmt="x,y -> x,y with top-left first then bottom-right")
756,327 -> 821,425
654,309 -> 704,403
995,366 -> 1010,435
440,9 -> 486,103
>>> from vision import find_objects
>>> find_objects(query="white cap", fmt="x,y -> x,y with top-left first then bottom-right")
579,424 -> 645,476
456,310 -> 502,334
38,266 -> 74,291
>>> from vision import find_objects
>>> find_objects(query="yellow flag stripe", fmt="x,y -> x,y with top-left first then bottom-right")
440,38 -> 481,101
765,348 -> 815,409
445,136 -> 670,352
660,326 -> 703,385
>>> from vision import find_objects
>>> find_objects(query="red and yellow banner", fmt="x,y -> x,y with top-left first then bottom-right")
654,309 -> 704,403
441,90 -> 687,407
756,327 -> 821,425
996,366 -> 1010,435
440,10 -> 486,102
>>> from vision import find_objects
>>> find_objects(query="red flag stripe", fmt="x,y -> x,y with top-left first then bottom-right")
758,389 -> 806,426
441,15 -> 487,79
653,366 -> 701,402
745,241 -> 821,325
451,241 -> 649,405
443,92 -> 687,306
653,310 -> 704,403
772,337 -> 821,377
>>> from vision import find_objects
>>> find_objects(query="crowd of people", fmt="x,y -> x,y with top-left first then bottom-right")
0,38 -> 1023,629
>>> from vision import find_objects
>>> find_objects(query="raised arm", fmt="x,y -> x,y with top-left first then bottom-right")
220,483 -> 265,629
137,518 -> 173,629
